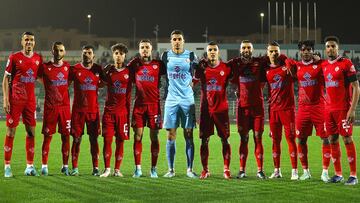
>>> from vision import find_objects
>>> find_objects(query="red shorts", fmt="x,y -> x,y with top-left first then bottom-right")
269,109 -> 296,139
71,111 -> 100,137
6,102 -> 36,128
325,110 -> 353,137
42,106 -> 71,136
296,104 -> 327,139
199,110 -> 230,139
132,103 -> 162,130
237,105 -> 264,135
102,111 -> 130,140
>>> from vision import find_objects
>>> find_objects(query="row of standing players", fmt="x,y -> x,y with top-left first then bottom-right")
2,31 -> 359,185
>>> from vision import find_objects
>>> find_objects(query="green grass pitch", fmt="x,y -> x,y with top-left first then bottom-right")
0,122 -> 359,202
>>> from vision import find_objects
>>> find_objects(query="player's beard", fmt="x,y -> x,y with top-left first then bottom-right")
241,53 -> 252,63
142,56 -> 151,62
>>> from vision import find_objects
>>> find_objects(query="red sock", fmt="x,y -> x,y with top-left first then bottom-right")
71,138 -> 81,169
200,143 -> 209,171
26,135 -> 35,165
286,137 -> 297,169
223,142 -> 231,170
151,140 -> 159,167
254,137 -> 264,171
42,135 -> 53,165
61,135 -> 70,165
4,136 -> 14,165
331,142 -> 342,176
345,142 -> 357,177
90,136 -> 99,168
133,140 -> 142,166
322,143 -> 331,170
103,136 -> 113,168
297,143 -> 308,169
272,139 -> 281,168
239,139 -> 248,171
115,139 -> 124,170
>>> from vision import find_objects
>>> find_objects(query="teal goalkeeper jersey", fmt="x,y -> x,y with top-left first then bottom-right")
162,49 -> 197,104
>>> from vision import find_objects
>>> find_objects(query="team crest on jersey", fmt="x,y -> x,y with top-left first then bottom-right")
350,65 -> 356,72
152,65 -> 158,69
95,73 -> 99,77
35,61 -> 39,65
312,65 -> 318,69
78,73 -> 81,76
19,60 -> 22,64
335,67 -> 339,72
124,74 -> 129,79
8,118 -> 13,124
48,68 -> 51,71
281,66 -> 287,71
64,66 -> 68,71
185,59 -> 190,63
298,66 -> 301,70
220,71 -> 224,76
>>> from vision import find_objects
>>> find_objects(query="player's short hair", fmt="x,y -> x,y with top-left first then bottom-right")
52,41 -> 64,49
111,43 -> 128,53
268,41 -> 280,47
139,39 -> 152,45
241,40 -> 252,44
207,41 -> 218,46
325,36 -> 339,44
82,45 -> 95,51
298,40 -> 314,50
170,30 -> 184,38
21,31 -> 34,37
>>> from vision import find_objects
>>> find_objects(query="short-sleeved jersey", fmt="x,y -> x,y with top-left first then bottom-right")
288,59 -> 325,106
162,50 -> 197,103
69,63 -> 104,113
127,57 -> 166,105
195,61 -> 231,113
321,56 -> 357,111
38,61 -> 71,108
103,65 -> 132,113
5,51 -> 42,104
227,57 -> 266,107
265,64 -> 295,111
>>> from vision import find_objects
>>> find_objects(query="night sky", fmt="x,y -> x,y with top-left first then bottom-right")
1,0 -> 359,43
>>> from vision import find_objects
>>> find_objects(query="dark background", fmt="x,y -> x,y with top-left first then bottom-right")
0,0 -> 359,43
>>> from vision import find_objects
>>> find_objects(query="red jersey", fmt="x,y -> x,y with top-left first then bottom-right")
195,61 -> 231,112
5,51 -> 42,104
38,61 -> 71,108
265,64 -> 295,111
70,63 -> 105,113
127,58 -> 166,105
321,56 -> 357,111
103,65 -> 132,113
227,57 -> 266,107
287,59 -> 325,106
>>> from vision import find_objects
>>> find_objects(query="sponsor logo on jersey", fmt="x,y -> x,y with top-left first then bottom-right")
325,73 -> 339,87
112,80 -> 127,94
20,68 -> 36,83
80,76 -> 96,90
206,78 -> 222,91
299,72 -> 317,87
270,74 -> 283,89
51,72 -> 68,86
137,68 -> 155,82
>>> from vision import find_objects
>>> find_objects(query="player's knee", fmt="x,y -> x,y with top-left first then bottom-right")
221,138 -> 229,145
254,131 -> 263,139
322,137 -> 330,145
240,135 -> 249,143
6,127 -> 16,137
297,138 -> 307,145
167,129 -> 176,140
343,136 -> 353,145
74,137 -> 82,143
330,134 -> 339,144
134,134 -> 142,141
201,137 -> 209,145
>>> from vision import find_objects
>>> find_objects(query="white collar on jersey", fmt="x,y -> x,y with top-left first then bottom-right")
301,59 -> 313,66
327,55 -> 342,64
